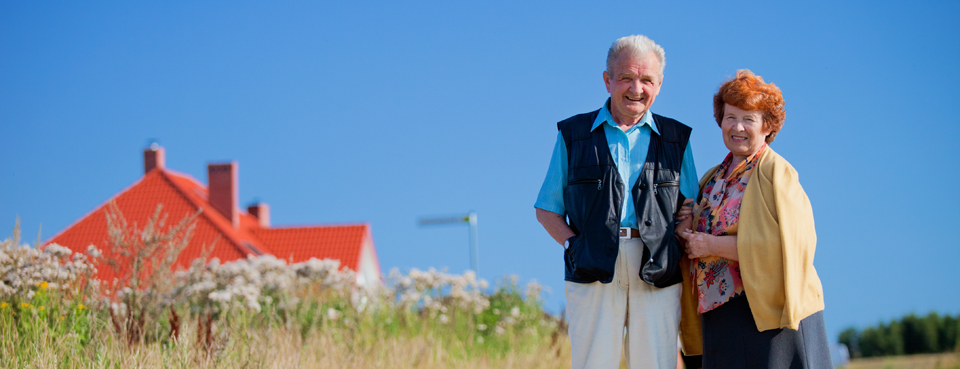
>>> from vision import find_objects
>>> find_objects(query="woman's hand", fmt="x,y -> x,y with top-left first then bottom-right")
678,229 -> 740,261
678,229 -> 712,258
675,217 -> 692,243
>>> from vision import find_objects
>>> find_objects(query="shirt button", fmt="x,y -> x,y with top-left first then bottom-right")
644,220 -> 652,226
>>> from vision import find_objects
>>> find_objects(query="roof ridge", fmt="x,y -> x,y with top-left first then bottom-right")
160,169 -> 203,186
159,170 -> 272,256
241,219 -> 270,254
155,170 -> 259,257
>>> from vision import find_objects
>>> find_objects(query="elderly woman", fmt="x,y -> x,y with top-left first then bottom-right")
674,70 -> 831,368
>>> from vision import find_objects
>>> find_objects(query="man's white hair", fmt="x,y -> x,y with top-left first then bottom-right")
606,35 -> 666,77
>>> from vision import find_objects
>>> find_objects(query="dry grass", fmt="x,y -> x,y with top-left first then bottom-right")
4,318 -> 572,368
844,352 -> 960,369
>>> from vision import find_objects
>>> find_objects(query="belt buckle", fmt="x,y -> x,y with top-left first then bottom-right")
619,227 -> 632,239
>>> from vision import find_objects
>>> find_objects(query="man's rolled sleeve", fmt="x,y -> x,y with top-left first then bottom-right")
534,132 -> 567,215
679,141 -> 699,200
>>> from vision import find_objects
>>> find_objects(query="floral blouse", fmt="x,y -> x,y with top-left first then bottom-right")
692,144 -> 766,314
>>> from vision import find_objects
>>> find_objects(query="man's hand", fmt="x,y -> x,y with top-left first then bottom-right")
675,199 -> 694,222
674,199 -> 694,244
536,208 -> 577,249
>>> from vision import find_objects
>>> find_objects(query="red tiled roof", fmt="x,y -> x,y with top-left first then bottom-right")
47,168 -> 374,282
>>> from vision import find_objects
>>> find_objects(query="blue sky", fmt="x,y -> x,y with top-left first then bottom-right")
2,1 -> 958,342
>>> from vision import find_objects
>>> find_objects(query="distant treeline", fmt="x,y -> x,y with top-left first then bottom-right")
839,312 -> 960,358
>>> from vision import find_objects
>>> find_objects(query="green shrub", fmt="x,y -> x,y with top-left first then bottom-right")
840,311 -> 960,357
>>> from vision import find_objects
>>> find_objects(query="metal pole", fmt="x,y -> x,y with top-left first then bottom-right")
467,211 -> 479,274
418,211 -> 480,274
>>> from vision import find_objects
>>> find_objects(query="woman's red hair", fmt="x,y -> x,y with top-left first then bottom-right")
713,70 -> 785,143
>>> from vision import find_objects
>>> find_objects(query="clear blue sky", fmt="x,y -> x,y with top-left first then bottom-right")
2,1 -> 958,343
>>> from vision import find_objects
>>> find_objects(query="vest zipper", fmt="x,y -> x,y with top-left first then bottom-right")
652,181 -> 678,195
569,178 -> 602,190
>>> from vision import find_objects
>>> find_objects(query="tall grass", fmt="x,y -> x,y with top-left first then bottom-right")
0,210 -> 569,368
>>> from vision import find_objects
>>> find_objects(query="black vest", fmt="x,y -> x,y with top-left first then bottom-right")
559,110 -> 691,287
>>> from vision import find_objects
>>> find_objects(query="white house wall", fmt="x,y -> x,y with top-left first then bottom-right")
355,237 -> 382,288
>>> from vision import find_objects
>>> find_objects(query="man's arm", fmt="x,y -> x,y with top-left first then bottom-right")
678,137 -> 699,201
534,131 -> 575,248
675,137 -> 699,246
536,208 -> 577,246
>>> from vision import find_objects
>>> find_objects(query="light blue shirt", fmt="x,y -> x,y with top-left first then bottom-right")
535,100 -> 699,228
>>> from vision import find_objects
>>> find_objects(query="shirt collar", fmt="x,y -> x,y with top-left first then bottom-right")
592,98 -> 659,135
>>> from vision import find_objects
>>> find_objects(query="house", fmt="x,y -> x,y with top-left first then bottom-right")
47,144 -> 382,287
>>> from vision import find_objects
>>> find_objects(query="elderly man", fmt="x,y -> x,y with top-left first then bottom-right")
535,35 -> 698,368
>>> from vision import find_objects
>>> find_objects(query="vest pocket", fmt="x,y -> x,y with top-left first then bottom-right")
653,181 -> 678,195
565,234 -> 604,281
654,180 -> 680,212
568,178 -> 601,190
564,177 -> 602,232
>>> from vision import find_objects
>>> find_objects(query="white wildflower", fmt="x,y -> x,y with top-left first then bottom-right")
85,245 -> 102,258
43,243 -> 72,259
327,308 -> 341,321
208,290 -> 233,304
524,280 -> 542,301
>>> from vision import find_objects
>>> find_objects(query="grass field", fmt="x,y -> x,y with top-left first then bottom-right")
844,352 -> 960,369
1,316 -> 573,368
1,215 -> 573,368
7,214 -> 956,368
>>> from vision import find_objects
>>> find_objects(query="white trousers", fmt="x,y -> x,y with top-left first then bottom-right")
565,237 -> 681,369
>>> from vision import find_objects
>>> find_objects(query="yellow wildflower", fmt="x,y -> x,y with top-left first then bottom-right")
39,281 -> 48,290
60,316 -> 65,321
21,303 -> 32,309
0,302 -> 9,309
76,304 -> 86,310
38,306 -> 45,311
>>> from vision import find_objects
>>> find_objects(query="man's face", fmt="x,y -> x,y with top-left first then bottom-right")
603,52 -> 663,125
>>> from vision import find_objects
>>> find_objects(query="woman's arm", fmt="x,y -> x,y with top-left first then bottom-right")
678,229 -> 739,261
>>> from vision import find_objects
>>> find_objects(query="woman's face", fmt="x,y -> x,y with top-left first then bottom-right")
721,103 -> 771,160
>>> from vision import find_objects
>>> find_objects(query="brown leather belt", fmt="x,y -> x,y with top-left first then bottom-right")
618,227 -> 641,239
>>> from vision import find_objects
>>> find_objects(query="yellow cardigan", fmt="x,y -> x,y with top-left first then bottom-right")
679,147 -> 825,356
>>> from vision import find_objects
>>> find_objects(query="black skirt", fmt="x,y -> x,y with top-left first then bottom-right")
700,295 -> 832,369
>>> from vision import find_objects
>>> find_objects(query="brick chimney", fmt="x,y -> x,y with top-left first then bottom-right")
208,162 -> 239,227
144,143 -> 165,174
247,202 -> 270,228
